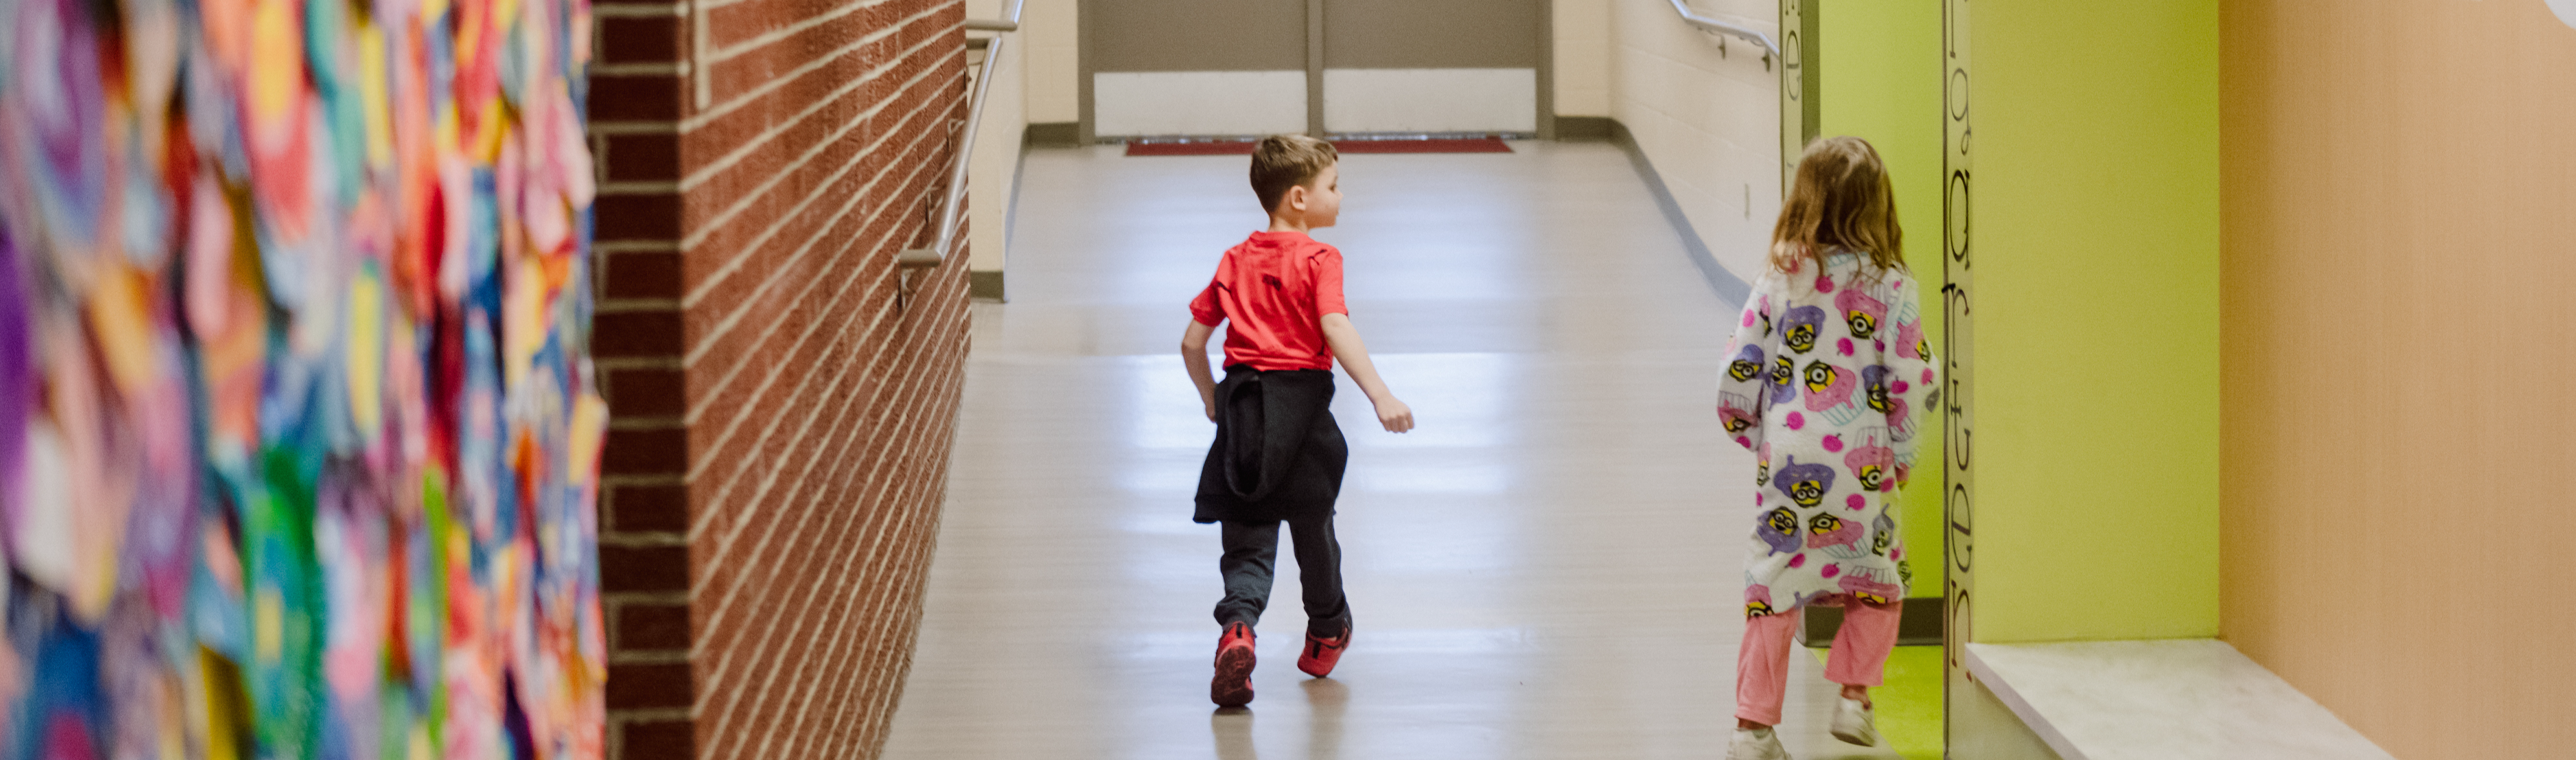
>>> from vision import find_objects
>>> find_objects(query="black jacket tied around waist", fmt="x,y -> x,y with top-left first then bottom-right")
1194,366 -> 1348,523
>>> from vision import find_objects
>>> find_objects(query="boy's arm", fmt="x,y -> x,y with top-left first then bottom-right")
1182,319 -> 1219,421
1320,313 -> 1413,433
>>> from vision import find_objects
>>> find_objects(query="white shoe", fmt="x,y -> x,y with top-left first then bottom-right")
1726,726 -> 1792,760
1830,696 -> 1879,746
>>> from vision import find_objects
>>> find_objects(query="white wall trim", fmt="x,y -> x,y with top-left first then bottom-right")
1092,70 -> 1307,137
1322,68 -> 1539,133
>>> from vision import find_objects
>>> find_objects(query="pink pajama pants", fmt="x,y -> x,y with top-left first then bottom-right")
1733,599 -> 1904,725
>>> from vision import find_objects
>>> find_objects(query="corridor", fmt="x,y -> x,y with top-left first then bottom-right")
882,142 -> 1903,759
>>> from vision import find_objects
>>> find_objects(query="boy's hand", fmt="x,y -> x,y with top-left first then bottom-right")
1319,314 -> 1409,433
1374,397 -> 1414,433
1205,398 -> 1217,423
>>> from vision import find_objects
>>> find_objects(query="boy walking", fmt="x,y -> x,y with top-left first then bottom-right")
1183,135 -> 1413,708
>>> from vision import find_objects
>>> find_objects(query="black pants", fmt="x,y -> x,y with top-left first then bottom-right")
1215,515 -> 1350,637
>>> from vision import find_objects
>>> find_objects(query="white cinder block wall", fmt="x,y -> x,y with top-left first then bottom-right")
1602,0 -> 1782,283
1555,0 -> 1614,116
987,0 -> 1781,285
966,0 -> 1080,277
1021,0 -> 1081,124
967,0 -> 1030,274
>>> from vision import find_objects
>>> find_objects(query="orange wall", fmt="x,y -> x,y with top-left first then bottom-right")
2219,3 -> 2576,758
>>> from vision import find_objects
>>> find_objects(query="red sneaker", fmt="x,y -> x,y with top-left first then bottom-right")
1297,622 -> 1350,677
1211,622 -> 1257,707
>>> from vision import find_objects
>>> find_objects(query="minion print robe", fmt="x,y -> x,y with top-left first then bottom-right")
1717,251 -> 1939,617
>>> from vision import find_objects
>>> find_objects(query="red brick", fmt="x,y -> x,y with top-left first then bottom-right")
681,137 -> 935,358
606,662 -> 694,709
602,428 -> 688,476
700,484 -> 884,746
606,367 -> 686,417
588,3 -> 972,758
705,0 -> 896,50
588,74 -> 684,122
681,262 -> 888,403
701,417 -> 891,613
702,11 -> 948,99
609,483 -> 688,533
692,408 -> 877,654
595,192 -> 683,243
601,545 -> 690,592
617,720 -> 695,760
686,270 -> 879,459
599,16 -> 684,65
617,602 -> 693,651
678,30 -> 914,177
604,134 -> 683,183
604,252 -> 683,300
591,310 -> 684,359
683,66 -> 926,239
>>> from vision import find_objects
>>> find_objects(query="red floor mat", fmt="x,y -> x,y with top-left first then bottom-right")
1125,137 -> 1513,156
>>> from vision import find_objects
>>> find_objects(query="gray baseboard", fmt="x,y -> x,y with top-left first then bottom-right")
1596,118 -> 1753,307
1552,115 -> 1615,141
1797,596 -> 1946,648
970,270 -> 1006,302
1025,122 -> 1081,148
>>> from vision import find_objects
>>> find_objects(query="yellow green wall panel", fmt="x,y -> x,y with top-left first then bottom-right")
1813,0 -> 1948,594
1968,0 -> 2222,643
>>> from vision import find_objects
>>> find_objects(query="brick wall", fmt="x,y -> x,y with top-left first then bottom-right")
585,0 -> 973,757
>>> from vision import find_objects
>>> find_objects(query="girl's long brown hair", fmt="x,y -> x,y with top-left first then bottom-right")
1770,136 -> 1904,279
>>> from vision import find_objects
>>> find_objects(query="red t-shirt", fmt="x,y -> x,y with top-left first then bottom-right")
1188,231 -> 1347,372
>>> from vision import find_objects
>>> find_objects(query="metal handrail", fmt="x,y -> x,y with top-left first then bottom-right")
900,0 -> 1025,268
1666,0 -> 1779,70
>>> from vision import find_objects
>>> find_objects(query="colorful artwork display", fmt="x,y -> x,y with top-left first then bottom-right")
0,0 -> 607,754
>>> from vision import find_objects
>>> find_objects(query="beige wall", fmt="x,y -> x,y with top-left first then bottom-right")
1607,0 -> 1781,281
1021,0 -> 1080,123
963,0 -> 1073,275
2219,2 -> 2576,757
1554,0 -> 1612,115
966,0 -> 1033,274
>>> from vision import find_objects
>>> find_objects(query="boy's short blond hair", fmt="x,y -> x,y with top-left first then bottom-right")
1250,135 -> 1339,214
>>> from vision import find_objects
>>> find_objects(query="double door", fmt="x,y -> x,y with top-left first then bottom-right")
1080,0 -> 1547,139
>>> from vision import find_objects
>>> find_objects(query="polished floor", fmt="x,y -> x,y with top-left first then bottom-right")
881,142 -> 1904,759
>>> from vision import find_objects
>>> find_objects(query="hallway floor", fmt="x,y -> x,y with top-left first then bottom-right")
882,142 -> 1906,759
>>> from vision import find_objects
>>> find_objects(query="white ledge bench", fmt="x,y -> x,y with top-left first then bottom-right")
1964,639 -> 2396,760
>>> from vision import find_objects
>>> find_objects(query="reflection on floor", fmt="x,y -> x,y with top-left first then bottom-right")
1810,646 -> 1943,760
882,143 -> 1910,759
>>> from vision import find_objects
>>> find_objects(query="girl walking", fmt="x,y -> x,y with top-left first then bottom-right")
1718,137 -> 1938,760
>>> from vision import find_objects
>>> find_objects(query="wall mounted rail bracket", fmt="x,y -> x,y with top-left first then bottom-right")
901,0 -> 1024,270
1666,0 -> 1779,70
